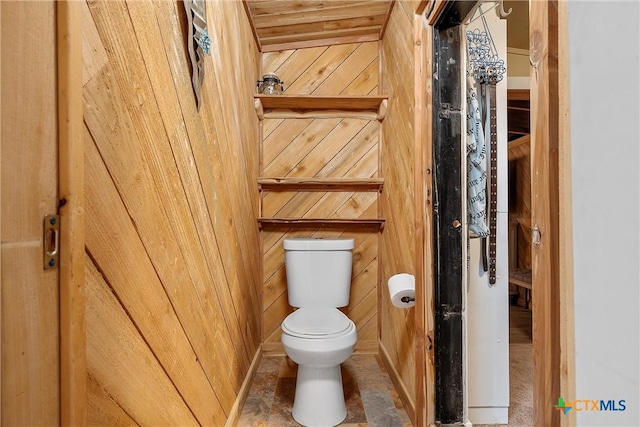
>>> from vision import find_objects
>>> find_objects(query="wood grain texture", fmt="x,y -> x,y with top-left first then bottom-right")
414,12 -> 434,427
256,94 -> 387,110
530,1 -> 561,425
84,128 -> 225,425
557,2 -> 576,426
258,177 -> 384,192
86,256 -> 199,425
260,43 -> 380,349
81,0 -> 107,86
82,0 -> 261,423
224,347 -> 263,427
1,2 -> 60,424
87,373 -> 138,427
245,0 -> 393,50
380,1 -> 417,420
507,95 -> 532,276
509,134 -> 532,271
58,2 -> 86,425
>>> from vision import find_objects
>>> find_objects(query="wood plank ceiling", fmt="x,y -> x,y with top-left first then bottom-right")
244,0 -> 395,51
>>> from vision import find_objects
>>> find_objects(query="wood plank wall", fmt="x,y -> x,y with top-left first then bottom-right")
261,42 -> 380,352
1,2 -> 60,424
380,0 -> 418,413
82,0 -> 261,424
510,147 -> 532,270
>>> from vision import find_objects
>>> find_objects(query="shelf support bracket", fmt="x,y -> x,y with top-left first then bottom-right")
254,98 -> 264,120
377,99 -> 388,121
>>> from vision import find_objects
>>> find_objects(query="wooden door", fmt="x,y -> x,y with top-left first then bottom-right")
530,1 -> 562,425
1,1 -> 60,424
421,1 -> 568,426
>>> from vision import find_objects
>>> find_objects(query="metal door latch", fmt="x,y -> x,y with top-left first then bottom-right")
439,103 -> 452,119
43,215 -> 60,270
532,224 -> 541,246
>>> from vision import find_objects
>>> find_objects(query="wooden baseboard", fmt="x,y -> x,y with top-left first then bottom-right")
262,341 -> 286,356
262,340 -> 379,357
353,340 -> 379,354
224,345 -> 263,427
379,341 -> 416,425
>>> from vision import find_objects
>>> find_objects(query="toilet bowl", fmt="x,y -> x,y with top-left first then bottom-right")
280,238 -> 356,427
281,308 -> 357,426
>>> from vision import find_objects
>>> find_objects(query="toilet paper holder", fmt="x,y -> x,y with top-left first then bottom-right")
388,273 -> 416,308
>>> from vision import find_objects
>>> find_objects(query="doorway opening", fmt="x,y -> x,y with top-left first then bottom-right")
430,1 -> 547,426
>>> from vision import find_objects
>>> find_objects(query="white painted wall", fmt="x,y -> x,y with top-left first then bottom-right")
465,13 -> 510,425
568,1 -> 640,425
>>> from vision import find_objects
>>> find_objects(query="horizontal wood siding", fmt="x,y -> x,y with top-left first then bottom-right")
261,43 -> 379,350
82,0 -> 260,424
380,0 -> 417,411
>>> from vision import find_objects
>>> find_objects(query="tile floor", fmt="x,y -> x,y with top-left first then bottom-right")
237,354 -> 413,427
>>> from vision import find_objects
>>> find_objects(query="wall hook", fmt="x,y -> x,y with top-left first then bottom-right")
466,0 -> 512,25
498,0 -> 512,18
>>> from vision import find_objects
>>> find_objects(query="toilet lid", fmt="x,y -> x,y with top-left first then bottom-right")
282,308 -> 352,338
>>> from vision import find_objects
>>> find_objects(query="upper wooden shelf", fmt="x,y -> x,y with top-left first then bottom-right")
258,177 -> 384,192
254,94 -> 388,120
257,218 -> 385,231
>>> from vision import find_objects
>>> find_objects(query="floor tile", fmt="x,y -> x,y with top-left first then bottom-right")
342,366 -> 367,424
238,354 -> 411,427
361,390 -> 404,427
267,377 -> 299,427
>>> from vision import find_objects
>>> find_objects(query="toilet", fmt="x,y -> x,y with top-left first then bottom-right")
281,238 -> 357,427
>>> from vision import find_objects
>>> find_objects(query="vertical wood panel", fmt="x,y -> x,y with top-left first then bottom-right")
530,1 -> 561,425
0,248 -> 59,424
513,152 -> 532,269
414,12 -> 434,427
1,2 -> 59,424
557,2 -> 576,425
58,2 -> 86,424
380,1 -> 417,420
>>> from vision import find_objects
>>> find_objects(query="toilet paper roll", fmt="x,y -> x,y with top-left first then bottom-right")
388,273 -> 416,308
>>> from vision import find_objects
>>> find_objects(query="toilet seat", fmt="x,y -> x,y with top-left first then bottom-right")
282,308 -> 353,339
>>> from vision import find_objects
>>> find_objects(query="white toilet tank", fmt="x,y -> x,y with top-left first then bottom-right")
283,238 -> 355,308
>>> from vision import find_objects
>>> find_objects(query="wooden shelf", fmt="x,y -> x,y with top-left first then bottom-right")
508,134 -> 530,161
257,218 -> 385,230
258,177 -> 384,192
255,96 -> 387,232
507,89 -> 530,101
509,267 -> 532,290
254,94 -> 388,120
